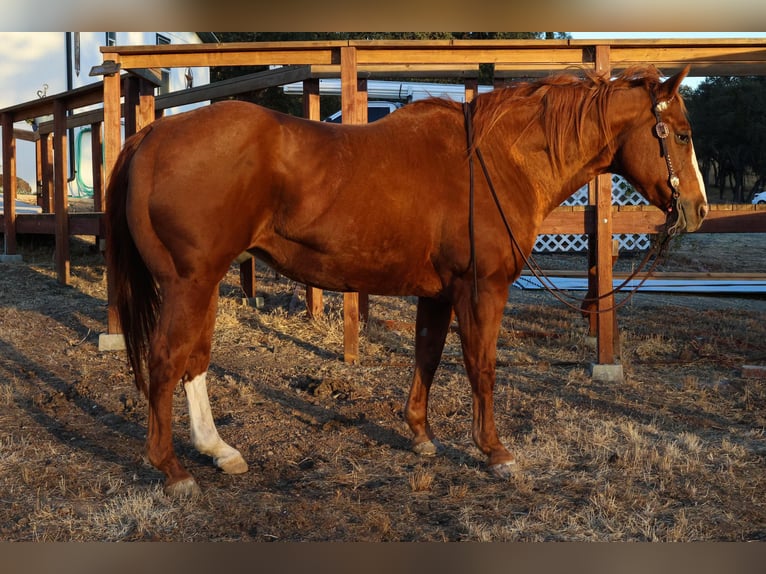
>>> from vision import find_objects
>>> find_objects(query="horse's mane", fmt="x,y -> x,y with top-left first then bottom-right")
415,66 -> 674,171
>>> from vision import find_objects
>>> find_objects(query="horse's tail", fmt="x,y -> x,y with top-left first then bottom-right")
105,126 -> 156,398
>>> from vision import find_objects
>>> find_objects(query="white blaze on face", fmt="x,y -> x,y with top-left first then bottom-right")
690,144 -> 708,204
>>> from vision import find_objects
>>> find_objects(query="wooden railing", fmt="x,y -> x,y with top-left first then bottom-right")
2,39 -> 766,378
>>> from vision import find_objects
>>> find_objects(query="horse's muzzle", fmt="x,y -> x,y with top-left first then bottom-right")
679,199 -> 708,233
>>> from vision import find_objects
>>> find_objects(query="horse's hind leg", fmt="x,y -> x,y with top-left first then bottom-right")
405,297 -> 453,456
183,289 -> 248,475
146,281 -> 219,498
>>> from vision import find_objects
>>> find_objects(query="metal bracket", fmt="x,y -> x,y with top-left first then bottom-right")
89,60 -> 121,77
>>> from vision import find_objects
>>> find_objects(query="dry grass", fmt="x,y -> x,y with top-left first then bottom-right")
0,235 -> 765,541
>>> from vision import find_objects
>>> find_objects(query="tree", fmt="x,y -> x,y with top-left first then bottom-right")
686,76 -> 766,202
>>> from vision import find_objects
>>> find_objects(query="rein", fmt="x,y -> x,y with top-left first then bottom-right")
462,91 -> 681,315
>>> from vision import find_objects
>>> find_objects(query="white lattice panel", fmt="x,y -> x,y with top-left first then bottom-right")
534,175 -> 651,253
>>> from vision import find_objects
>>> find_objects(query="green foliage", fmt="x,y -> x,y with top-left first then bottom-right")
686,76 -> 766,200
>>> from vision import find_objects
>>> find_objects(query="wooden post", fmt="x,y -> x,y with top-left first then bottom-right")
356,78 -> 369,325
303,77 -> 324,319
590,46 -> 622,380
341,46 -> 361,364
39,133 -> 54,212
91,123 -> 105,214
137,78 -> 155,132
103,69 -> 122,335
124,76 -> 139,139
1,113 -> 17,256
238,50 -> 256,306
35,135 -> 43,211
464,77 -> 479,103
594,173 -> 616,364
239,258 -> 256,299
103,70 -> 122,189
53,99 -> 70,285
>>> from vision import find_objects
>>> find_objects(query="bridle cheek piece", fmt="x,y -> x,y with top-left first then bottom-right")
651,93 -> 683,235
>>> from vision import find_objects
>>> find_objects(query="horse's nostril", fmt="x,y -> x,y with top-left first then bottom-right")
701,203 -> 709,219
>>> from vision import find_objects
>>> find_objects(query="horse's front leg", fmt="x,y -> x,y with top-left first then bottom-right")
452,281 -> 517,478
405,296 -> 453,456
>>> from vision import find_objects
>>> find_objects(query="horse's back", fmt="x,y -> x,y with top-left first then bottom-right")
122,99 -> 468,295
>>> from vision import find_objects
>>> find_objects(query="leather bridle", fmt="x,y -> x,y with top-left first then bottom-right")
462,88 -> 683,314
651,92 -> 684,237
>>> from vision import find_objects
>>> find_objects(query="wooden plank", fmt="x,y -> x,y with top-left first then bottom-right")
537,205 -> 766,235
309,64 -> 480,78
356,47 -> 588,67
101,40 -> 349,55
153,65 -> 314,110
521,269 -> 766,281
115,50 -> 337,70
13,128 -> 37,142
10,213 -> 103,237
70,213 -> 104,236
2,82 -> 106,124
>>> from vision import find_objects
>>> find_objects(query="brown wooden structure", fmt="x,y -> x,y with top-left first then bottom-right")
2,38 -> 766,376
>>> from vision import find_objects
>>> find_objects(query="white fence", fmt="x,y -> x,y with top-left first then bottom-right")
534,175 -> 650,253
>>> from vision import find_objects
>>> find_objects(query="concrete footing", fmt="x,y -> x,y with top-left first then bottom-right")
0,254 -> 23,263
239,296 -> 264,308
98,333 -> 126,352
590,363 -> 624,382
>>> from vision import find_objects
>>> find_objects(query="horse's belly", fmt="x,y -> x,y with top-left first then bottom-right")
249,240 -> 443,297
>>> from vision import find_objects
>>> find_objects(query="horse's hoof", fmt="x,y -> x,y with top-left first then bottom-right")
412,438 -> 444,456
164,477 -> 202,499
489,460 -> 519,480
216,452 -> 248,475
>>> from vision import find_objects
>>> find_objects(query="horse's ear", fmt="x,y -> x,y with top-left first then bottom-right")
660,64 -> 691,99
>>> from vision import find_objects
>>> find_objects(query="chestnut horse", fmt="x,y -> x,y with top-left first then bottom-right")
106,65 -> 708,497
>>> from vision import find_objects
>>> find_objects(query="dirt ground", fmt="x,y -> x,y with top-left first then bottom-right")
0,230 -> 765,541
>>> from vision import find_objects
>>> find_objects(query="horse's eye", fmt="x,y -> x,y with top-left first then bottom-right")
675,132 -> 691,145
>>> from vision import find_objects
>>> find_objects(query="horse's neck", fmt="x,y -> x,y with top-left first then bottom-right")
526,86 -> 648,214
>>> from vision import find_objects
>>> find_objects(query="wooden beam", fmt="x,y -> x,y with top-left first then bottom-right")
52,99 -> 70,285
308,63 -> 480,78
112,49 -> 338,70
153,65 -> 313,110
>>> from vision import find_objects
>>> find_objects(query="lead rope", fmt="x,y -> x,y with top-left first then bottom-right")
463,102 -> 479,304
463,96 -> 678,315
